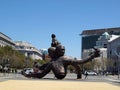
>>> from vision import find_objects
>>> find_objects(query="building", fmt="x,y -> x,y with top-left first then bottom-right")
0,32 -> 43,60
15,41 -> 42,60
0,32 -> 15,48
94,32 -> 117,72
80,27 -> 120,73
40,48 -> 48,60
95,31 -> 120,73
80,27 -> 120,58
107,36 -> 120,74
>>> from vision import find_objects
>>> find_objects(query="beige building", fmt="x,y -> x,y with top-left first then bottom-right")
15,41 -> 42,60
0,32 -> 15,47
0,32 -> 43,60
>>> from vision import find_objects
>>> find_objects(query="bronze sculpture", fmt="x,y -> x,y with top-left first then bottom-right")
22,34 -> 100,79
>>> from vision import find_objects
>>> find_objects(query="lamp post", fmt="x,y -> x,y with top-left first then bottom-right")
117,56 -> 119,79
101,51 -> 103,73
114,50 -> 120,79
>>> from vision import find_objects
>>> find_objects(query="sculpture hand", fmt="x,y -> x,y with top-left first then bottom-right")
93,48 -> 100,57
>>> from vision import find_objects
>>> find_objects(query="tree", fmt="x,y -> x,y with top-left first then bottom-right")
0,46 -> 26,69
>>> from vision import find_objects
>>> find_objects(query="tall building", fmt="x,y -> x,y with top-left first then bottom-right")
80,27 -> 120,58
0,32 -> 15,47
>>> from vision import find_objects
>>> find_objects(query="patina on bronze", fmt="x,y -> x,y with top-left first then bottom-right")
23,34 -> 100,79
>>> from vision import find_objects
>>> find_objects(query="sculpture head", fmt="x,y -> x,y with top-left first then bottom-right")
51,34 -> 61,47
48,47 -> 56,58
56,44 -> 65,57
51,34 -> 56,38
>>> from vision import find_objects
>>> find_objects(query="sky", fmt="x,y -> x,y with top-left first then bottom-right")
0,0 -> 120,58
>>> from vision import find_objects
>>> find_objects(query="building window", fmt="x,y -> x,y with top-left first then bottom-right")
104,44 -> 107,48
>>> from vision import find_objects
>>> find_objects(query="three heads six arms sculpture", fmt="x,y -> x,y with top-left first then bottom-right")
23,34 -> 100,79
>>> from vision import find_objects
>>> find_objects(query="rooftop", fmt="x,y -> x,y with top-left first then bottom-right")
81,27 -> 120,35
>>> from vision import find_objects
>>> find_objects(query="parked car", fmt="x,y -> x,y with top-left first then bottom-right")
84,71 -> 97,76
21,68 -> 33,75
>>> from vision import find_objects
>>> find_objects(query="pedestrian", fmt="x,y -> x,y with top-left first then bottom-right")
85,71 -> 88,79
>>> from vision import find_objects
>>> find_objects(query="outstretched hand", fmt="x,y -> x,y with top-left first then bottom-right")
93,48 -> 100,57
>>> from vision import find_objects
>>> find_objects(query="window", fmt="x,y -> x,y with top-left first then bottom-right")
104,44 -> 107,48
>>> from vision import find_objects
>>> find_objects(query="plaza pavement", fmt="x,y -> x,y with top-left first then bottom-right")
0,73 -> 120,90
0,80 -> 120,90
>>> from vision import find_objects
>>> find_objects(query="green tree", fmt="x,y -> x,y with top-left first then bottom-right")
0,46 -> 26,69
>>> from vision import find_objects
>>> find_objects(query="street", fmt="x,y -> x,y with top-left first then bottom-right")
0,73 -> 120,83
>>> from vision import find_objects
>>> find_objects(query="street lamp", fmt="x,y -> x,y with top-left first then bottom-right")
114,50 -> 120,79
100,49 -> 106,75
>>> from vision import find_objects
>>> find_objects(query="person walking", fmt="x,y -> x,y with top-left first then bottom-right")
85,71 -> 88,79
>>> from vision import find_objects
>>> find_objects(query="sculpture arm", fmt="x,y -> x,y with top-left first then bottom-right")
63,48 -> 100,65
31,62 -> 52,78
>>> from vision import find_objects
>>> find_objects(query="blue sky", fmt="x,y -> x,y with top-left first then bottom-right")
0,0 -> 120,58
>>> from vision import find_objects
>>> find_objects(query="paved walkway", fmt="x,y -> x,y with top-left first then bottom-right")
105,75 -> 120,83
0,73 -> 120,90
0,79 -> 120,90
